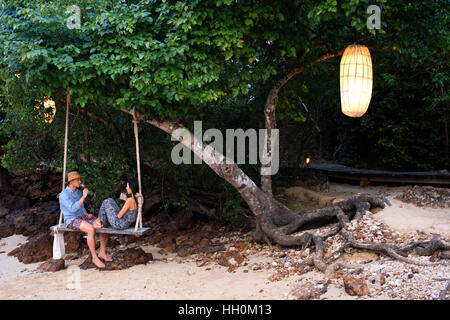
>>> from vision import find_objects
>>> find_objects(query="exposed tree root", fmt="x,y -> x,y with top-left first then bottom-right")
439,281 -> 450,300
253,193 -> 449,273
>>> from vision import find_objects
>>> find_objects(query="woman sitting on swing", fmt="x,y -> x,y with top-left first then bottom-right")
98,178 -> 139,230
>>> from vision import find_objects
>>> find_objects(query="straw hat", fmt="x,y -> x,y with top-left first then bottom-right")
67,171 -> 82,182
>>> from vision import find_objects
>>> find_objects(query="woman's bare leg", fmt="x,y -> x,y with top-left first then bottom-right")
80,221 -> 105,268
98,233 -> 112,261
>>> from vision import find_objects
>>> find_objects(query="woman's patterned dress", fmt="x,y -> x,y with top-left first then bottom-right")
98,198 -> 137,230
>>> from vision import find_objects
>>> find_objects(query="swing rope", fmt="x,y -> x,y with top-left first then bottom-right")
131,107 -> 144,231
54,98 -> 146,234
58,89 -> 71,227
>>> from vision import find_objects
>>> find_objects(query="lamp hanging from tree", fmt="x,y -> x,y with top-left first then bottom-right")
339,44 -> 373,117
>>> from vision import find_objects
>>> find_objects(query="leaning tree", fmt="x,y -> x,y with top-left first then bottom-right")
1,0 -> 448,273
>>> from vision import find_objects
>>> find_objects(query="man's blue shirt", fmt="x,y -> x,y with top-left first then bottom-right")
59,186 -> 85,227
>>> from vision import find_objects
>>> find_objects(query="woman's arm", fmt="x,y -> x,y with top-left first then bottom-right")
117,198 -> 132,219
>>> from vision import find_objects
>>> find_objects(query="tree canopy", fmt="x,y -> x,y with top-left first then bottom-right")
0,0 -> 448,209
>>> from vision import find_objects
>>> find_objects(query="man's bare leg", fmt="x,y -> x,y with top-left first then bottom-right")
98,233 -> 112,261
80,221 -> 105,268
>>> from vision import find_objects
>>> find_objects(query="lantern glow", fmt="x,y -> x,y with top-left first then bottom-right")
339,44 -> 373,117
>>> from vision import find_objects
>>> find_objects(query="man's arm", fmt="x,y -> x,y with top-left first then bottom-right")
78,188 -> 88,207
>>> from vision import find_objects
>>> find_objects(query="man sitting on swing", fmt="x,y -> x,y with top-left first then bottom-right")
59,171 -> 110,269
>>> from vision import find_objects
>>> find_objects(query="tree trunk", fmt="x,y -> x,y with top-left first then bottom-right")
260,49 -> 346,194
444,118 -> 448,158
261,87 -> 278,195
121,110 -> 449,273
142,117 -> 295,223
117,49 -> 450,274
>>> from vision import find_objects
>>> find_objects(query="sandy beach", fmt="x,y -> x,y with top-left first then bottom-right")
1,183 -> 449,300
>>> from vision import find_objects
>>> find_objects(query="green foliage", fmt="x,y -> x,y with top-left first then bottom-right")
0,0 -> 448,214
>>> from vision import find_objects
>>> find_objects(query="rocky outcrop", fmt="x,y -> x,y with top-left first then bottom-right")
396,186 -> 450,208
0,194 -> 31,210
0,200 -> 59,238
64,232 -> 85,254
5,169 -> 61,200
11,233 -> 53,264
79,248 -> 153,270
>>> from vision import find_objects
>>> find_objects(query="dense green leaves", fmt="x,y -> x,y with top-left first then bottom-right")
0,0 -> 448,208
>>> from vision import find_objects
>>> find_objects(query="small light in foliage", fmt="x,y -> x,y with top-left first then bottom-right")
35,97 -> 56,123
305,155 -> 311,168
340,44 -> 373,118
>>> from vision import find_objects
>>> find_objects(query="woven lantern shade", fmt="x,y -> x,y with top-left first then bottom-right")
339,44 -> 373,117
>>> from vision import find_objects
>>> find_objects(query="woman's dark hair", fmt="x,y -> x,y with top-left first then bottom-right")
127,178 -> 139,205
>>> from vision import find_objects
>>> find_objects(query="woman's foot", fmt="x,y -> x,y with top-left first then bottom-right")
98,253 -> 112,262
92,257 -> 106,269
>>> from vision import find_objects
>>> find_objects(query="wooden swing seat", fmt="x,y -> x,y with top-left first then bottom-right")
50,224 -> 150,236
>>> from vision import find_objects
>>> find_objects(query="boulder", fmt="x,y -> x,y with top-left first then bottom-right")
343,275 -> 369,296
0,207 -> 10,219
39,259 -> 65,272
15,233 -> 53,264
0,194 -> 30,210
216,250 -> 245,272
65,232 -> 84,253
79,248 -> 153,270
291,280 -> 328,300
0,200 -> 59,238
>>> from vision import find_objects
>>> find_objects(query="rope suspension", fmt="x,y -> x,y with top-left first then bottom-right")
58,89 -> 71,226
54,99 -> 146,235
131,107 -> 144,231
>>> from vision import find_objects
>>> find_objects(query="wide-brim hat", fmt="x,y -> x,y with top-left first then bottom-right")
67,171 -> 83,182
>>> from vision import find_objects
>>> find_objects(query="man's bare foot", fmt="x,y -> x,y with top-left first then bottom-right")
93,219 -> 103,229
98,253 -> 112,262
92,257 -> 106,269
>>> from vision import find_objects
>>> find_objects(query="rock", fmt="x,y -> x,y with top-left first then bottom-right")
233,241 -> 248,251
0,194 -> 31,210
147,233 -> 164,245
199,243 -> 226,254
7,246 -> 21,257
159,236 -> 176,249
343,275 -> 369,296
176,246 -> 193,257
15,233 -> 53,264
429,252 -> 439,262
4,169 -> 61,200
355,231 -> 365,240
0,207 -> 9,218
39,259 -> 65,272
216,251 -> 245,272
291,280 -> 328,300
370,207 -> 383,214
0,223 -> 15,239
65,232 -> 84,253
80,248 -> 153,270
175,209 -> 194,231
0,200 -> 59,238
396,186 -> 450,208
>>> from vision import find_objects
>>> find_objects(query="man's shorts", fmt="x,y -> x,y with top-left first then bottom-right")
67,215 -> 98,230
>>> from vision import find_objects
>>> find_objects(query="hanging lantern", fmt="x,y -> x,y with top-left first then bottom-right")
339,44 -> 373,117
